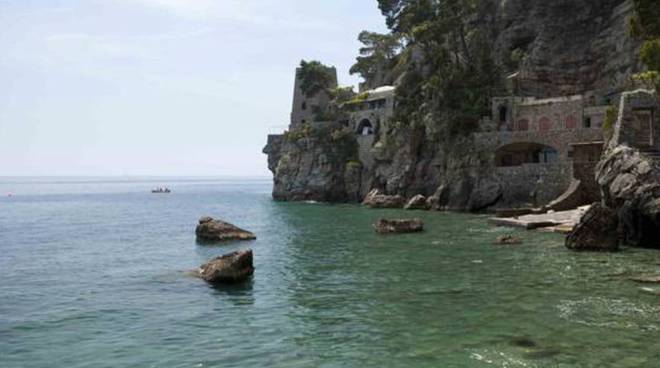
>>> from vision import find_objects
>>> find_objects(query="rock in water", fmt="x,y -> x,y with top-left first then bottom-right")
565,203 -> 618,251
197,250 -> 254,283
404,195 -> 428,210
196,216 -> 256,242
374,218 -> 424,234
362,189 -> 405,209
494,235 -> 523,245
630,275 -> 660,284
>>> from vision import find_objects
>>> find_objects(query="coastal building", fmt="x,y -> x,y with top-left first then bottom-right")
342,86 -> 396,136
476,93 -> 613,206
272,64 -> 660,210
290,66 -> 338,130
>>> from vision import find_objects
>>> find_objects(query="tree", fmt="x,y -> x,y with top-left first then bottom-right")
297,60 -> 335,97
349,31 -> 402,87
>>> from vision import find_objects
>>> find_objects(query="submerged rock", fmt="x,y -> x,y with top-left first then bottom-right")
494,235 -> 523,245
195,217 -> 256,242
510,336 -> 537,348
374,218 -> 424,234
565,203 -> 619,251
197,250 -> 254,283
362,189 -> 405,209
404,194 -> 428,210
630,275 -> 660,284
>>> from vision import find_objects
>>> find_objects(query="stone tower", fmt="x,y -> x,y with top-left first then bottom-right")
290,66 -> 338,130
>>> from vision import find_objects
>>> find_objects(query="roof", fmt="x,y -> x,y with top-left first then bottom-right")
363,86 -> 395,101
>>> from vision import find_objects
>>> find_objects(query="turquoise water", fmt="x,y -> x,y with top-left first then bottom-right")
1,178 -> 659,368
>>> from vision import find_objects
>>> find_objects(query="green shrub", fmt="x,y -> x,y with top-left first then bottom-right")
603,105 -> 618,139
297,60 -> 335,97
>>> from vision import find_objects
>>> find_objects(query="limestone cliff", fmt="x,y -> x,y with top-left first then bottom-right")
264,0 -> 643,210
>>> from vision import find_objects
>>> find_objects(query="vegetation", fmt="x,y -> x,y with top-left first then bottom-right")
631,0 -> 660,91
603,105 -> 618,139
371,0 -> 502,138
349,31 -> 402,88
297,60 -> 335,97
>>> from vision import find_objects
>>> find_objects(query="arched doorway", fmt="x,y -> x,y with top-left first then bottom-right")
357,119 -> 374,135
495,142 -> 559,167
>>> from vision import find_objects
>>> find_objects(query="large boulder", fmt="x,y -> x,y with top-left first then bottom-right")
426,185 -> 449,211
374,218 -> 424,234
197,250 -> 254,283
404,194 -> 428,210
596,145 -> 660,248
565,203 -> 619,251
196,217 -> 256,242
362,189 -> 405,209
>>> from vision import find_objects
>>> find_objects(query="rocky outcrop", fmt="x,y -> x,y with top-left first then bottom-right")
565,203 -> 619,251
494,235 -> 523,245
362,189 -> 405,209
488,0 -> 640,96
404,195 -> 428,210
374,218 -> 424,234
262,124 -> 360,202
569,90 -> 660,250
263,1 -> 641,210
595,146 -> 660,248
197,250 -> 254,283
195,217 -> 256,242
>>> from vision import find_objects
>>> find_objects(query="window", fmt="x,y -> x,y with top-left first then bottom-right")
499,105 -> 508,123
583,117 -> 592,128
301,102 -> 307,110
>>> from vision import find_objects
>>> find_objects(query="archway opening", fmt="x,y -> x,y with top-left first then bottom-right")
495,142 -> 559,167
357,119 -> 374,135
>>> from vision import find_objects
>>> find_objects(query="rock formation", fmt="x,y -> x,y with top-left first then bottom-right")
373,218 -> 424,234
195,217 -> 256,242
362,189 -> 405,209
404,195 -> 428,210
565,203 -> 619,251
567,90 -> 660,250
197,250 -> 254,283
263,0 -> 642,210
494,235 -> 523,245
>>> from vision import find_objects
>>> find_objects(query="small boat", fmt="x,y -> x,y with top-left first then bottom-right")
151,187 -> 171,194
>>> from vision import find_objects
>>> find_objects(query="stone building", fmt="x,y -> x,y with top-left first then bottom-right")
476,93 -> 614,207
342,86 -> 396,136
289,66 -> 338,130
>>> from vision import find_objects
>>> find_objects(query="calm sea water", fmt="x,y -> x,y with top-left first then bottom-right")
1,177 -> 659,368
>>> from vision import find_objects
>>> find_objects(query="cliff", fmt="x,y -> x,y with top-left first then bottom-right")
264,0 -> 643,210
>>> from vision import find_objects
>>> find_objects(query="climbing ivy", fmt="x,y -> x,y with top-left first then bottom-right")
297,60 -> 335,97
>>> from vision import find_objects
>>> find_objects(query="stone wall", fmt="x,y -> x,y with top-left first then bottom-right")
290,67 -> 338,130
608,89 -> 660,151
494,162 -> 573,207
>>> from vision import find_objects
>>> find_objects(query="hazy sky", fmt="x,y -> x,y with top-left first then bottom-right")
0,0 -> 387,176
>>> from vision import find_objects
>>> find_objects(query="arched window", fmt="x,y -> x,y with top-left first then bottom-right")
516,119 -> 529,131
539,117 -> 553,131
357,119 -> 374,135
565,115 -> 577,130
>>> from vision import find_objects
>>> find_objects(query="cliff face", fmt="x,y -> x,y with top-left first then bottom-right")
489,0 -> 640,96
264,0 -> 643,209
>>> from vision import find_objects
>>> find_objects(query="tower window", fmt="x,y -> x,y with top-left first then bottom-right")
301,102 -> 307,110
499,105 -> 508,123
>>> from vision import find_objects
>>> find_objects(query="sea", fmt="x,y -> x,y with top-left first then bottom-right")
0,177 -> 658,368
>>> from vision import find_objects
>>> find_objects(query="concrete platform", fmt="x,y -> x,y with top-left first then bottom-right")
488,206 -> 590,231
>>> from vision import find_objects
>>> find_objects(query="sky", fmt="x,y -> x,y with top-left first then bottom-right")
0,0 -> 388,177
